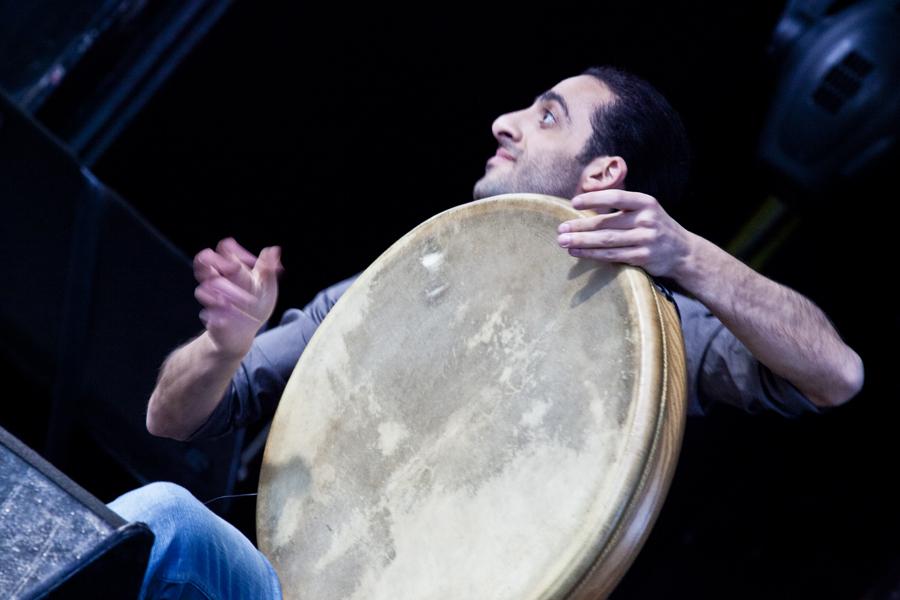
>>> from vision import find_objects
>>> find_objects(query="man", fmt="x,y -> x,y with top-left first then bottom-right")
110,66 -> 863,600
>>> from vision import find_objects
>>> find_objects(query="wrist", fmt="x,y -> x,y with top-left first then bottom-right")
669,234 -> 740,303
200,330 -> 253,364
667,231 -> 707,290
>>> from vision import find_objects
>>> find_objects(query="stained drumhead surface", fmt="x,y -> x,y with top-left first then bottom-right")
258,194 -> 665,599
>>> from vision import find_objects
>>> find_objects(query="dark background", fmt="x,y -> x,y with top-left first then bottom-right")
3,0 -> 895,597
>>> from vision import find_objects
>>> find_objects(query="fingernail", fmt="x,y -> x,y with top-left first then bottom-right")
558,223 -> 570,233
558,234 -> 570,247
569,248 -> 582,257
571,197 -> 583,208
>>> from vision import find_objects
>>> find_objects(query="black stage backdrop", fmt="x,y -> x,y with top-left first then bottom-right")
15,0 -> 898,598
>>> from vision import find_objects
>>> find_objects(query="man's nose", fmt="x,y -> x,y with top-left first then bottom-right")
492,110 -> 523,143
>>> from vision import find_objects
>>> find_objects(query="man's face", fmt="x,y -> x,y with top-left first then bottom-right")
473,75 -> 614,200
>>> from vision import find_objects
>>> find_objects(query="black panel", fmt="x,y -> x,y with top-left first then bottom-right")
0,89 -> 242,507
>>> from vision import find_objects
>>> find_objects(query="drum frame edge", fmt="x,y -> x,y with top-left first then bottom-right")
565,272 -> 688,600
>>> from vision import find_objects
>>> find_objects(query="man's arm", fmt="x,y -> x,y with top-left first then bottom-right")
557,190 -> 863,408
146,238 -> 282,440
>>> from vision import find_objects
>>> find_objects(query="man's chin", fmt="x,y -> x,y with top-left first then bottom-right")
472,175 -> 511,200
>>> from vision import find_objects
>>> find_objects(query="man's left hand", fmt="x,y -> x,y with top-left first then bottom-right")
556,189 -> 696,280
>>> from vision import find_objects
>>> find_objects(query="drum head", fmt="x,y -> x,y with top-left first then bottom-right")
258,194 -> 685,599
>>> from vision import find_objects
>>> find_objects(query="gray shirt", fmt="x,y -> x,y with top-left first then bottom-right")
190,275 -> 819,439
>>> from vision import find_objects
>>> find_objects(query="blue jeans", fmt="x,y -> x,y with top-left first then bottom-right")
108,482 -> 282,600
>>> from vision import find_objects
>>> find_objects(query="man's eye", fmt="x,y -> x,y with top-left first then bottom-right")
541,110 -> 556,124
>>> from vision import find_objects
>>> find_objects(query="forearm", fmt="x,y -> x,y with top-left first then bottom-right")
561,191 -> 863,407
146,332 -> 246,441
674,234 -> 863,407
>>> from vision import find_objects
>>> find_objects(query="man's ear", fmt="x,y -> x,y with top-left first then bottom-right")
578,155 -> 628,194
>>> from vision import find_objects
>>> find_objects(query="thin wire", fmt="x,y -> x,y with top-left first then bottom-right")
203,493 -> 258,505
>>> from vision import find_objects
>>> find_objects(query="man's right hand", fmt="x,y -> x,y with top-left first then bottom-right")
193,238 -> 283,359
146,238 -> 282,440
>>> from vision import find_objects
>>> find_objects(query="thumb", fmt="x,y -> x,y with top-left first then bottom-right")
254,245 -> 283,300
256,246 -> 283,278
250,246 -> 282,322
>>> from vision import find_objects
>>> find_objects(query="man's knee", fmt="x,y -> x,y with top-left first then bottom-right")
109,481 -> 229,566
108,481 -> 203,527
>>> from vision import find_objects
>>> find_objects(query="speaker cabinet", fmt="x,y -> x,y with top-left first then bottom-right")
0,426 -> 153,599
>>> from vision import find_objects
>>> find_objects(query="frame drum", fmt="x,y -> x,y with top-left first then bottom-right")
257,194 -> 686,599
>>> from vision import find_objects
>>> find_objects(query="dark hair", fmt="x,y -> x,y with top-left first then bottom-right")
578,66 -> 691,208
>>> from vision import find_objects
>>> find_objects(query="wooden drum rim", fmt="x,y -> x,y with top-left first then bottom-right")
567,268 -> 686,599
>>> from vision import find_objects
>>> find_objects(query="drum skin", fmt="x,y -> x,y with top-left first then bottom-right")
257,194 -> 687,600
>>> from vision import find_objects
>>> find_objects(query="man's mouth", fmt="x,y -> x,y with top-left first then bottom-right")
488,147 -> 517,165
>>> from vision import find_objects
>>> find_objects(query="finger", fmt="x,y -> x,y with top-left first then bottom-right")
566,246 -> 651,266
558,210 -> 638,234
558,228 -> 650,250
195,284 -> 225,310
194,286 -> 245,329
206,277 -> 260,307
194,248 -> 241,280
195,281 -> 252,316
217,238 -> 258,269
194,257 -> 217,283
571,190 -> 654,213
198,305 -> 233,330
198,304 -> 256,334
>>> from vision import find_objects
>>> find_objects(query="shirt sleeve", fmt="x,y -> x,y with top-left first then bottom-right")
188,274 -> 360,440
674,292 -> 822,418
